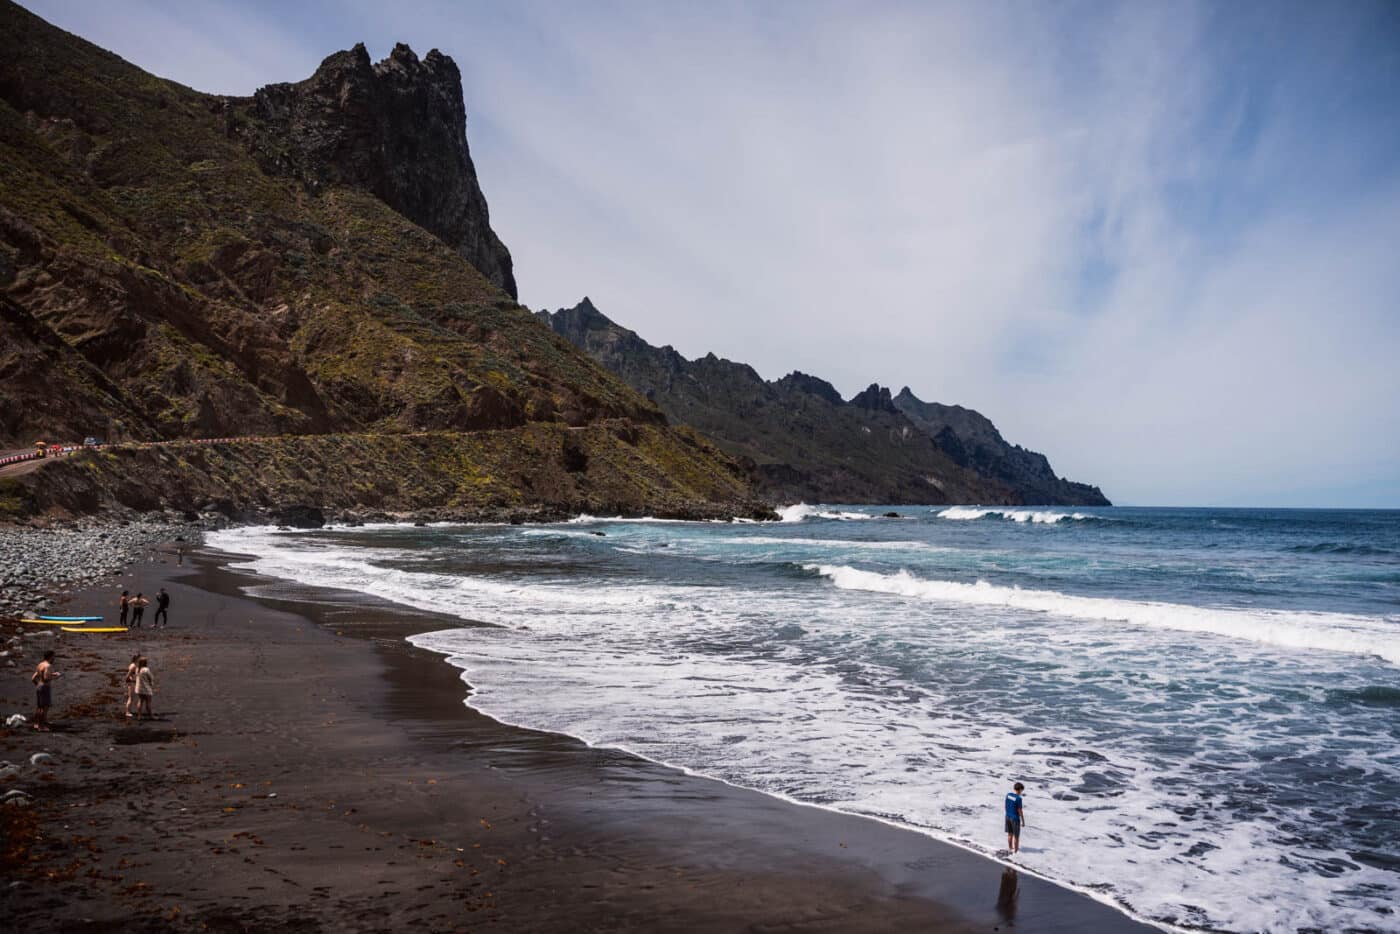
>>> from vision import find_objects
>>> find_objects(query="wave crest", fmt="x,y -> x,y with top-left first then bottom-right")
807,564 -> 1400,666
778,503 -> 877,522
936,506 -> 1097,524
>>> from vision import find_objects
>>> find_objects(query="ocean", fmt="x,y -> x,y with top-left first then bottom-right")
209,505 -> 1400,932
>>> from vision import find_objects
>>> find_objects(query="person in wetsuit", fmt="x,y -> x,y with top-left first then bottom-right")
153,588 -> 170,628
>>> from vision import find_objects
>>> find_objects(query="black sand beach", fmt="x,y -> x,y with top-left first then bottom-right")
0,543 -> 1157,932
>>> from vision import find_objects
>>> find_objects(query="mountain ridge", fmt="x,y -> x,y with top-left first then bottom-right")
540,298 -> 1109,506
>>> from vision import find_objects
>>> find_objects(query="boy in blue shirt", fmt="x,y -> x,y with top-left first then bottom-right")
1005,782 -> 1025,854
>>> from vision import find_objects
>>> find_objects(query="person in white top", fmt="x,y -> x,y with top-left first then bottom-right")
133,656 -> 155,720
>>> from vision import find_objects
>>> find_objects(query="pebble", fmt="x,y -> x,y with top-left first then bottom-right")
29,752 -> 53,766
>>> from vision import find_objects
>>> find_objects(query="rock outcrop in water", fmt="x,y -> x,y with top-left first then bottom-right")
540,298 -> 1109,506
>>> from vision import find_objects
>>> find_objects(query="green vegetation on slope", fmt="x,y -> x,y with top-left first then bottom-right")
0,1 -> 760,520
0,0 -> 658,445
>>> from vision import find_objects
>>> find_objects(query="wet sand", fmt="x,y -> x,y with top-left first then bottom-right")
0,544 -> 1157,932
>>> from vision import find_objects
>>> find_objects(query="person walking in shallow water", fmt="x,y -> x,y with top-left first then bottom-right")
1005,782 -> 1026,854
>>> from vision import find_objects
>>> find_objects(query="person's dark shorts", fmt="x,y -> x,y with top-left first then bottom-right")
1005,817 -> 1021,837
36,684 -> 52,708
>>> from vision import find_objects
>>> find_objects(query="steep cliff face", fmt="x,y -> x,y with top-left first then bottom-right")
539,299 -> 1018,505
0,293 -> 155,443
893,388 -> 1110,506
245,42 -> 516,298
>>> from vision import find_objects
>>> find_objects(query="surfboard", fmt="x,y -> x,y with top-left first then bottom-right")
20,619 -> 77,625
36,615 -> 103,622
60,626 -> 128,633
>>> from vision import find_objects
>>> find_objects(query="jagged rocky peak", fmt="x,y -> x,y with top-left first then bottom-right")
849,383 -> 899,413
774,371 -> 844,406
249,41 -> 517,297
549,296 -> 606,327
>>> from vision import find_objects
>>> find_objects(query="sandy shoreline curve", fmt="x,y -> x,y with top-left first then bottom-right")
1,540 -> 1159,932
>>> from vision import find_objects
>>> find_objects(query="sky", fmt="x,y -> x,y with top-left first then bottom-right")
23,0 -> 1400,506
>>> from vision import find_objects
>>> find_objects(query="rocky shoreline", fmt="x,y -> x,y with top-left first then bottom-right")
0,516 -> 214,620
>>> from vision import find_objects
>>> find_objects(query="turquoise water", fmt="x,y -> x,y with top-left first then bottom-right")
213,505 -> 1400,932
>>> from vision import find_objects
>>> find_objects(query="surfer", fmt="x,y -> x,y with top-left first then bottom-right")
118,589 -> 130,627
1005,782 -> 1025,854
153,588 -> 170,628
31,650 -> 60,732
130,592 -> 147,629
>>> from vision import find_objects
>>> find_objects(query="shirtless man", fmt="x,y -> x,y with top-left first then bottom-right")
32,650 -> 60,731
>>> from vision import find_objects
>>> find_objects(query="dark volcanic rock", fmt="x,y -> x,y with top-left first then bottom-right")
539,299 -> 1017,506
249,42 -> 516,298
541,297 -> 1109,507
773,372 -> 844,406
274,505 -> 326,529
893,387 -> 1109,506
849,384 -> 900,414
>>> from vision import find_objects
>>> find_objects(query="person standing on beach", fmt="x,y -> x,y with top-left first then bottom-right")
31,650 -> 60,732
130,592 -> 147,629
124,654 -> 140,719
133,657 -> 155,720
153,588 -> 170,628
118,590 -> 130,627
1005,782 -> 1026,854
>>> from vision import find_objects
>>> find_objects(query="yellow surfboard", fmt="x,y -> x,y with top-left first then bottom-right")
60,626 -> 129,633
20,619 -> 73,625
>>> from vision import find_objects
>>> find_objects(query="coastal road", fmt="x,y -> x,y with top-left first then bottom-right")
0,435 -> 272,479
0,424 -> 604,479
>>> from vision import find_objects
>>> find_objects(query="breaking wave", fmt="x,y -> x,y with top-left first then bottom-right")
935,507 -> 1096,524
778,503 -> 878,522
807,564 -> 1400,666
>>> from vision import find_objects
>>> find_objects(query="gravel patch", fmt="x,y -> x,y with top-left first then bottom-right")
0,515 -> 217,619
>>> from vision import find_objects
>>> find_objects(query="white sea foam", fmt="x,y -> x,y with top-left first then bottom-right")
809,563 -> 1400,666
719,536 -> 939,551
936,506 -> 1093,523
567,514 -> 700,524
778,503 -> 877,522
